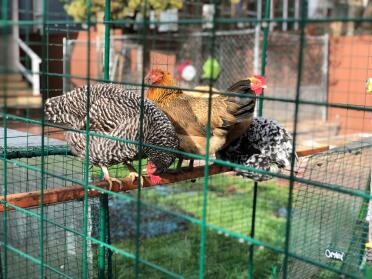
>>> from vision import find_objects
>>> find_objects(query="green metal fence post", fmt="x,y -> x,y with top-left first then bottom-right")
98,194 -> 108,278
40,0 -> 49,277
135,0 -> 150,277
83,0 -> 92,277
98,1 -> 112,278
199,1 -> 218,278
1,1 -> 8,278
0,0 -> 6,20
282,1 -> 308,278
248,1 -> 270,278
258,0 -> 270,116
248,181 -> 258,279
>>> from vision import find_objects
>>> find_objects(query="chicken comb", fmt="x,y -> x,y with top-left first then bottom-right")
248,75 -> 267,94
250,75 -> 266,85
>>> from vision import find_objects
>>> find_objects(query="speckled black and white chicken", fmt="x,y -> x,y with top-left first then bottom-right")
217,117 -> 294,181
45,83 -> 179,189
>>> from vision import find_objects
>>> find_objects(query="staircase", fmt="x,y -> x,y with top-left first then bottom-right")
0,73 -> 42,109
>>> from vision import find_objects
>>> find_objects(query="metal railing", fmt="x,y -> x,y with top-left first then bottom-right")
15,38 -> 41,96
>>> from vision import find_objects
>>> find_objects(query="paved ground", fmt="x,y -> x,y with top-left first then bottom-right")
1,120 -> 65,141
0,126 -> 65,148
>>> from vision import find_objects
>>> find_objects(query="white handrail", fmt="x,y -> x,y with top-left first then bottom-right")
16,38 -> 41,96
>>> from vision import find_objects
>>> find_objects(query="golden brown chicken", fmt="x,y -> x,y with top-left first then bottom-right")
145,69 -> 266,170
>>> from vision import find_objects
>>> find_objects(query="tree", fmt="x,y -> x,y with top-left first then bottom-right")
62,0 -> 184,22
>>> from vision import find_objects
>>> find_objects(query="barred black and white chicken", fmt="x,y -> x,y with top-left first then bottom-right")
217,117 -> 294,181
45,83 -> 179,189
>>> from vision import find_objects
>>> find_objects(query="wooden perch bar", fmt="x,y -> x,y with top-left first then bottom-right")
0,145 -> 329,212
0,164 -> 231,212
296,145 -> 330,157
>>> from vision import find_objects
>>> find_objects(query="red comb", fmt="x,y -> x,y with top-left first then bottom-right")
250,75 -> 266,95
253,75 -> 266,85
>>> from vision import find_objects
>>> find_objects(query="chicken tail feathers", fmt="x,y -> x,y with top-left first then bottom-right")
45,96 -> 67,123
233,100 -> 256,122
216,117 -> 294,182
45,86 -> 87,127
226,79 -> 251,93
226,79 -> 256,122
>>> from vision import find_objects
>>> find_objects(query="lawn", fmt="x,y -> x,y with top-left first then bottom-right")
92,162 -> 290,278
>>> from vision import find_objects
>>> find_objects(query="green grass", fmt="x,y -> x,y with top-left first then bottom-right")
110,226 -> 284,279
141,173 -> 288,240
93,163 -> 290,278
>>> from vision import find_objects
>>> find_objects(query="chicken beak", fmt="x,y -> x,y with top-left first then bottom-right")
261,85 -> 267,89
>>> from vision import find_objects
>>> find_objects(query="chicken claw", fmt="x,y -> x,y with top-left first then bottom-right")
126,164 -> 145,188
110,178 -> 123,190
105,177 -> 123,191
101,166 -> 122,191
128,171 -> 138,182
127,171 -> 144,187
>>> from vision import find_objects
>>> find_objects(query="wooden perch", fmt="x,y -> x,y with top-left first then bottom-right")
296,145 -> 329,157
0,145 -> 329,212
0,164 -> 231,212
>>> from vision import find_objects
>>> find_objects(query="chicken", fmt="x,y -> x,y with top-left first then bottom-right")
145,69 -> 266,170
45,83 -> 179,189
182,86 -> 220,98
216,117 -> 295,181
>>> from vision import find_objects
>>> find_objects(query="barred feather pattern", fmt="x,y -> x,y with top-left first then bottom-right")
46,83 -> 179,172
217,117 -> 295,181
45,85 -> 107,127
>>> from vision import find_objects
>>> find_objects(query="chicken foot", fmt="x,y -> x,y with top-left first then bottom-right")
101,166 -> 123,191
126,164 -> 144,188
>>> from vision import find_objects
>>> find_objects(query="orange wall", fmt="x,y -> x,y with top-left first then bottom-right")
149,51 -> 176,74
328,35 -> 372,134
70,30 -> 176,86
70,29 -> 99,87
70,28 -> 122,87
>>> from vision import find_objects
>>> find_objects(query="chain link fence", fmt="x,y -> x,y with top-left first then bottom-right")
64,29 -> 328,124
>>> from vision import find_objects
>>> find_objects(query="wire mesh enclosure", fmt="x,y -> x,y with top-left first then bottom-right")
0,0 -> 371,278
